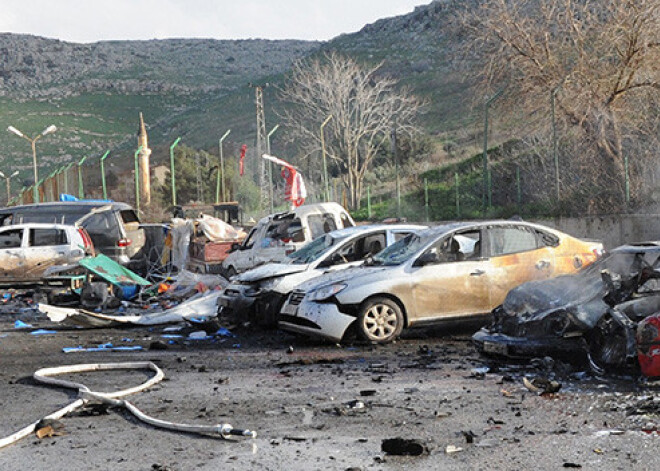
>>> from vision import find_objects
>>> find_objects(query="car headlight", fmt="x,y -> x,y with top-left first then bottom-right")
258,278 -> 278,291
308,283 -> 347,302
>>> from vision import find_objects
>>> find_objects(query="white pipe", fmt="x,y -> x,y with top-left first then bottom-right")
0,362 -> 255,450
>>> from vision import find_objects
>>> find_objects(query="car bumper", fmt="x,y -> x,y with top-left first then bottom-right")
472,328 -> 586,360
218,285 -> 257,319
278,299 -> 355,343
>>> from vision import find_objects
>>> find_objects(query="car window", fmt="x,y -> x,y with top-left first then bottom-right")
420,230 -> 481,263
264,218 -> 304,246
120,209 -> 140,224
82,212 -> 121,239
308,213 -> 338,239
393,232 -> 410,242
288,234 -> 340,264
537,229 -> 560,247
374,232 -> 429,266
340,212 -> 354,228
488,226 -> 538,256
243,227 -> 258,249
29,228 -> 67,246
0,229 -> 23,248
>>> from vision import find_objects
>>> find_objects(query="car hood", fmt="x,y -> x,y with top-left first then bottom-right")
501,271 -> 608,329
296,265 -> 391,293
235,263 -> 309,283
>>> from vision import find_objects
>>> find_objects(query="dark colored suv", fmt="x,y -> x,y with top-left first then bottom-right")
0,202 -> 146,270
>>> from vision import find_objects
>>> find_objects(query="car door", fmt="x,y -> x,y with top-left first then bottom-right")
409,229 -> 492,322
22,227 -> 72,280
0,228 -> 25,281
485,224 -> 556,307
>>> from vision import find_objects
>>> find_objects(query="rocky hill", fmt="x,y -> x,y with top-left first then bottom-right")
0,0 -> 473,197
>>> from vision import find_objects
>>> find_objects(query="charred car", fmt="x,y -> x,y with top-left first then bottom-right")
473,243 -> 660,373
279,220 -> 603,344
218,224 -> 425,326
0,223 -> 94,286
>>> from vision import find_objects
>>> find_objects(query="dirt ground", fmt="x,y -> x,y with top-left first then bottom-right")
1,305 -> 660,471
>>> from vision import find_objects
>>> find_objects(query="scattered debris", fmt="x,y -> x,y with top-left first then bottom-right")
445,444 -> 463,454
523,376 -> 562,395
0,362 -> 256,449
381,438 -> 429,456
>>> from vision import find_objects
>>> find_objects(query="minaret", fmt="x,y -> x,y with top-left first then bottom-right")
137,112 -> 152,206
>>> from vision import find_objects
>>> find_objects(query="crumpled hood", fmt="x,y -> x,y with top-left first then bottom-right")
503,272 -> 605,317
236,263 -> 309,283
296,265 -> 390,293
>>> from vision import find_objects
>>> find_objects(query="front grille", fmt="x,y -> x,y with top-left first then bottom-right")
289,290 -> 306,306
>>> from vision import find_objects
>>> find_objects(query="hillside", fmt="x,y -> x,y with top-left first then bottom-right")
0,0 -> 476,199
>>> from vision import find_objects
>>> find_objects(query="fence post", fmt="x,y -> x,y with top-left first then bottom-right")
516,166 -> 522,208
367,185 -> 372,219
424,178 -> 429,222
455,172 -> 460,218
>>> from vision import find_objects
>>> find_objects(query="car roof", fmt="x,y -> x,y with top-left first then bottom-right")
414,219 -> 567,238
326,224 -> 427,239
0,201 -> 134,213
0,222 -> 77,230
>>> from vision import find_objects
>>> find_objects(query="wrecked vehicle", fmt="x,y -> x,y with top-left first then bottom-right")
0,201 -> 146,271
0,223 -> 94,287
218,224 -> 425,326
221,202 -> 354,276
279,220 -> 603,344
473,243 -> 660,373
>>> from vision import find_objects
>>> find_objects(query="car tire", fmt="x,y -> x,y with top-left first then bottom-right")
357,297 -> 404,344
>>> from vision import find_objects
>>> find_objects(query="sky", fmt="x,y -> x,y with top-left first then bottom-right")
0,0 -> 428,43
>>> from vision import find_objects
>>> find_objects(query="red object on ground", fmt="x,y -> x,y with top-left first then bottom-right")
637,313 -> 660,377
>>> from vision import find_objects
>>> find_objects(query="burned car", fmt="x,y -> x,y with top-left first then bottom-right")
279,220 -> 603,344
218,224 -> 425,326
473,243 -> 660,373
0,223 -> 94,286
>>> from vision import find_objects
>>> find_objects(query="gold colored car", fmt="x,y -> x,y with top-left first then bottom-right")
279,220 -> 604,344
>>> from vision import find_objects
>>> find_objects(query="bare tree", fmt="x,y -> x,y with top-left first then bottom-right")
278,52 -> 423,210
460,0 -> 660,210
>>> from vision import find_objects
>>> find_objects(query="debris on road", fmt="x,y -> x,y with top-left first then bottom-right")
0,362 -> 256,450
381,438 -> 430,456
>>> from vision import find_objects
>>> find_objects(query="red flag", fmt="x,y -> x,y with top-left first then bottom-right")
239,144 -> 247,176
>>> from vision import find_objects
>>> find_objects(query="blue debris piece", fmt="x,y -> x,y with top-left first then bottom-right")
216,327 -> 234,337
62,344 -> 144,353
30,329 -> 57,335
14,320 -> 33,329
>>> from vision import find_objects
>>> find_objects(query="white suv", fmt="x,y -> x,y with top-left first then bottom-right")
222,202 -> 354,276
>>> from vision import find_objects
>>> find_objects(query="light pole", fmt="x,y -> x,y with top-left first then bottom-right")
217,131 -> 230,204
320,115 -> 333,202
0,170 -> 19,204
134,146 -> 143,213
63,163 -> 74,195
46,168 -> 58,201
169,138 -> 181,207
266,124 -> 279,211
482,89 -> 504,211
77,156 -> 88,199
99,151 -> 111,200
7,124 -> 57,203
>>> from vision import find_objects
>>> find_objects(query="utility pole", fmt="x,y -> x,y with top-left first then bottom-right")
249,83 -> 270,213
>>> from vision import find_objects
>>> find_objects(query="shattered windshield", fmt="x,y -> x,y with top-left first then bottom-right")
287,233 -> 342,265
371,232 -> 429,266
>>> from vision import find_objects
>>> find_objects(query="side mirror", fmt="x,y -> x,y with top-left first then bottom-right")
414,251 -> 439,267
229,242 -> 241,253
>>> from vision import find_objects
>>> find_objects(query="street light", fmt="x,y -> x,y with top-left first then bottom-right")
7,124 -> 57,203
0,170 -> 19,204
217,131 -> 230,204
320,115 -> 333,202
99,151 -> 111,199
266,124 -> 280,211
169,138 -> 181,207
63,162 -> 74,195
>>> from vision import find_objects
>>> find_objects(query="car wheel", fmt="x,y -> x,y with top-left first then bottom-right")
358,297 -> 404,344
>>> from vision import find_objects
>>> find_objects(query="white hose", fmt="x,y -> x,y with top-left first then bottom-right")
0,362 -> 256,450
